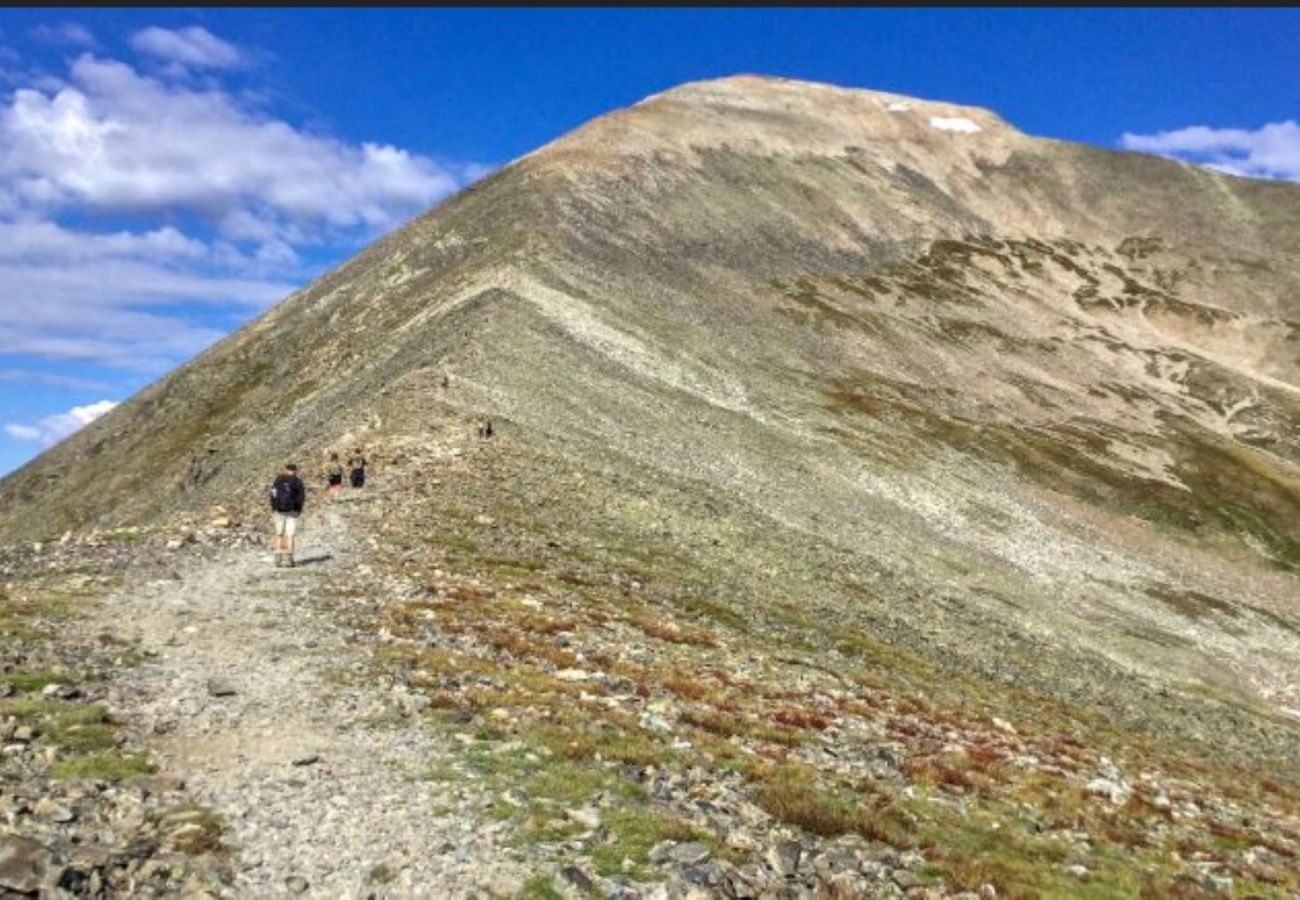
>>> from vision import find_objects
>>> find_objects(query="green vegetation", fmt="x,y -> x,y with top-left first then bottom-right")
52,750 -> 154,782
152,803 -> 229,855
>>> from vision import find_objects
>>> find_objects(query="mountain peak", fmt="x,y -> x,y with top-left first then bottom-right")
522,74 -> 1024,174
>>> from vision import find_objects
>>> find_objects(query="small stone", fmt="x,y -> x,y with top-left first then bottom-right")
991,717 -> 1016,735
33,797 -> 75,823
640,713 -> 673,733
892,870 -> 923,890
554,865 -> 594,894
291,754 -> 320,767
1085,777 -> 1129,804
555,669 -> 590,682
0,835 -> 50,895
766,839 -> 802,877
566,807 -> 601,830
12,726 -> 34,743
1067,865 -> 1089,880
979,884 -> 998,899
206,679 -> 237,697
670,842 -> 712,867
285,875 -> 309,893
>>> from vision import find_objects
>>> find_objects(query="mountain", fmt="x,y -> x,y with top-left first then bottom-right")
3,76 -> 1299,890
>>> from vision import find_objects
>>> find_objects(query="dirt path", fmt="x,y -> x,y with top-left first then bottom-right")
91,499 -> 529,898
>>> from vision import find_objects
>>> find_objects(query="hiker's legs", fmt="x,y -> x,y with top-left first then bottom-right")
284,514 -> 298,565
272,513 -> 288,564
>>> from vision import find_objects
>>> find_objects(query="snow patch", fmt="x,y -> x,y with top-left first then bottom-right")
886,102 -> 912,113
929,116 -> 982,134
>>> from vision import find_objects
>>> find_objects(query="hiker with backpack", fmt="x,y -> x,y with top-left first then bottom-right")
326,453 -> 344,499
347,449 -> 367,491
270,463 -> 306,567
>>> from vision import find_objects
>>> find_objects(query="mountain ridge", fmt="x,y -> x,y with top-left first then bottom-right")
3,75 -> 1299,761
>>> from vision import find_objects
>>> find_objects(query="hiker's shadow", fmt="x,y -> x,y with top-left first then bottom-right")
295,554 -> 333,567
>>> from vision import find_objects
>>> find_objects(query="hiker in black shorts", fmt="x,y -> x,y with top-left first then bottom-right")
348,449 -> 367,490
326,453 -> 344,500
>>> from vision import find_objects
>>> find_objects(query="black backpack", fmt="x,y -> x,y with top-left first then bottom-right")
271,478 -> 296,513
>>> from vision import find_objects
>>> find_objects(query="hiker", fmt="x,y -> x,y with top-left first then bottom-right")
326,453 -> 344,499
476,417 -> 493,439
348,449 -> 367,491
269,463 -> 305,568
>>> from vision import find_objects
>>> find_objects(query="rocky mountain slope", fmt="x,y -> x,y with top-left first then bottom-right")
3,75 -> 1299,895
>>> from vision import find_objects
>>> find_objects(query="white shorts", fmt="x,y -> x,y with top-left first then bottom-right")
273,513 -> 300,537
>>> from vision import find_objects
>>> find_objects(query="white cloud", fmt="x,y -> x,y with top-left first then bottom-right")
0,35 -> 482,374
0,220 -> 206,264
929,116 -> 982,134
30,23 -> 97,48
129,26 -> 240,70
0,53 -> 467,247
1119,121 -> 1300,181
0,218 -> 292,369
5,399 -> 117,446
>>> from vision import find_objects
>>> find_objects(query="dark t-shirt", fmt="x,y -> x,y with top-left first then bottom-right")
271,474 -> 305,513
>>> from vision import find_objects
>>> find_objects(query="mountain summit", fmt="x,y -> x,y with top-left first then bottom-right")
4,75 -> 1299,768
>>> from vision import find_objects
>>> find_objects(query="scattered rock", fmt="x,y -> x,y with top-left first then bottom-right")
554,865 -> 594,894
0,835 -> 50,895
669,842 -> 712,867
766,839 -> 802,877
565,807 -> 601,830
206,678 -> 237,697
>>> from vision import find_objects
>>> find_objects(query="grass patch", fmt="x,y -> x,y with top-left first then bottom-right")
522,875 -> 565,900
631,614 -> 717,648
53,749 -> 154,782
752,765 -> 915,847
0,671 -> 64,693
152,803 -> 228,855
589,808 -> 714,878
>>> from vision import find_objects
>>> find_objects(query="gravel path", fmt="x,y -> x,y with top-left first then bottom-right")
92,501 -> 528,898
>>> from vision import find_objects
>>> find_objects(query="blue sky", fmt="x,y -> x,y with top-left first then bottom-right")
0,8 -> 1297,475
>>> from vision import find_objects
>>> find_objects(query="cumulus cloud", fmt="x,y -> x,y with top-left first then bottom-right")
5,399 -> 117,446
0,33 -> 481,376
129,26 -> 240,70
1120,121 -> 1300,181
29,23 -> 97,48
0,218 -> 294,370
0,53 -> 466,242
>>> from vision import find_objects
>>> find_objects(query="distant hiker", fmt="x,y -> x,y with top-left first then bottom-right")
441,373 -> 450,389
477,418 -> 493,439
270,463 -> 305,568
348,449 -> 367,490
326,453 -> 344,499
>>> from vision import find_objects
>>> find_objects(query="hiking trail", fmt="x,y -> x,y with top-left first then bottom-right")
88,495 -> 527,898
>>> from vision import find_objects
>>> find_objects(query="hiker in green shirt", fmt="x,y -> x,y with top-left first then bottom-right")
326,453 -> 344,500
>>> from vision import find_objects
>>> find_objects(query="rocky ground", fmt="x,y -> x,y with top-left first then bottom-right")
8,421 -> 1297,899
